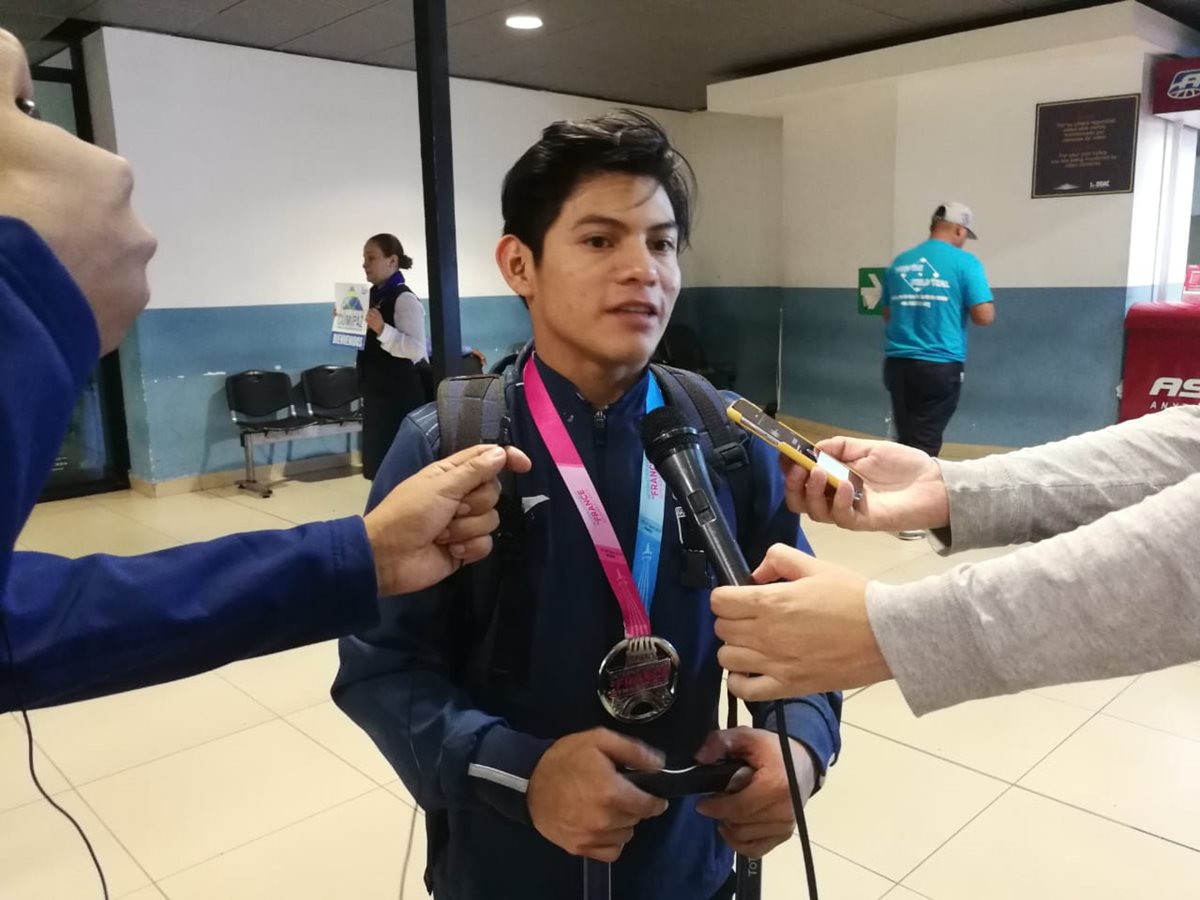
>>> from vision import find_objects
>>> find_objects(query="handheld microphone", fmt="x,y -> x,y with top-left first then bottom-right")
641,405 -> 819,900
640,407 -> 751,587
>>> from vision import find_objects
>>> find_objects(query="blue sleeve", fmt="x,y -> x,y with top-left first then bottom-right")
0,218 -> 100,592
1,517 -> 379,712
737,434 -> 843,782
332,415 -> 551,824
962,254 -> 994,307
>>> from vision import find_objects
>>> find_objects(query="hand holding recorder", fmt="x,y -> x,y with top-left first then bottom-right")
781,436 -> 949,534
726,400 -> 949,534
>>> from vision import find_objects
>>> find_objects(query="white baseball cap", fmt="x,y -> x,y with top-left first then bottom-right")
932,201 -> 977,239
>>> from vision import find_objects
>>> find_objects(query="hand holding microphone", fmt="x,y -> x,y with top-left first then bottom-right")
712,545 -> 886,702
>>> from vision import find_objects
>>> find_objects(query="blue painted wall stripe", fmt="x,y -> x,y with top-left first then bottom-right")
122,286 -> 1126,483
121,296 -> 531,482
675,286 -> 1127,446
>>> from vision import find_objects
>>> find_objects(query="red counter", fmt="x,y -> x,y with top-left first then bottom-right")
1120,302 -> 1200,421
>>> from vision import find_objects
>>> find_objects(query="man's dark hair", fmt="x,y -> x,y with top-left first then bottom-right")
500,109 -> 696,260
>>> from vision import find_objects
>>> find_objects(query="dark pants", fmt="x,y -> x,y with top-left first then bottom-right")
361,359 -> 426,480
883,357 -> 964,457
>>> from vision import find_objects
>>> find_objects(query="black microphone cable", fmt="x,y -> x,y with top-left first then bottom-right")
0,613 -> 109,900
775,699 -> 818,900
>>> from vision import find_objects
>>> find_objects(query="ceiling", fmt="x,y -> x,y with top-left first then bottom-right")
5,0 -> 1200,110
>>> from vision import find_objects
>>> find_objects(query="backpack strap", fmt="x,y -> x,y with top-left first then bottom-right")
436,373 -> 507,454
425,348 -> 533,697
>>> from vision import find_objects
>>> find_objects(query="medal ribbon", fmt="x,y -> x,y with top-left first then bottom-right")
523,356 -> 665,640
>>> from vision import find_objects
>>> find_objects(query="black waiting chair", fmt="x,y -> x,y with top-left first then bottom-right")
300,365 -> 362,422
225,370 -> 316,497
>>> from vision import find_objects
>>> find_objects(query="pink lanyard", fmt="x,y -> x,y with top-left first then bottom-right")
523,357 -> 653,640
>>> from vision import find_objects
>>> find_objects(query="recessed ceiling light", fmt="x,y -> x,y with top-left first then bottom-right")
505,15 -> 543,30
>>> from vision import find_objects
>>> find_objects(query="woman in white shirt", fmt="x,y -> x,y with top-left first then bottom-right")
358,233 -> 428,479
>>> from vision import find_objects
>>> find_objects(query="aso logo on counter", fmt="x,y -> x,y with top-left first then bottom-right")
1148,377 -> 1200,409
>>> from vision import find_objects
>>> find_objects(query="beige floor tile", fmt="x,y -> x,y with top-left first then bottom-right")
1020,715 -> 1200,850
0,715 -> 70,814
122,886 -> 168,899
18,504 -> 179,557
766,842 -> 893,899
156,789 -> 422,900
78,719 -> 375,880
1028,674 -> 1137,712
20,495 -> 101,523
882,888 -> 930,899
315,471 -> 372,504
218,640 -> 340,715
844,682 -> 1091,781
286,701 -> 399,786
209,481 -> 366,525
803,526 -> 933,580
905,787 -> 1200,900
31,673 -> 275,785
0,789 -> 151,899
1100,665 -> 1200,741
92,489 -> 295,543
803,725 -> 1005,880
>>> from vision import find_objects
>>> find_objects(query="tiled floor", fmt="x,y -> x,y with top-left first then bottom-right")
7,472 -> 1200,898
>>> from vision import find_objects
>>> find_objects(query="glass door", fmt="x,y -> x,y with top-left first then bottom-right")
32,49 -> 131,500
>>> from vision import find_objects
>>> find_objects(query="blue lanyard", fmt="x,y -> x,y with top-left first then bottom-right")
632,375 -> 666,615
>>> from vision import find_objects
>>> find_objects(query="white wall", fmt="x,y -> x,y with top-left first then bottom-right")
713,1 -> 1200,292
86,27 -> 781,309
780,82 -> 897,287
766,41 -> 1166,288
893,45 -> 1147,289
675,112 -> 783,287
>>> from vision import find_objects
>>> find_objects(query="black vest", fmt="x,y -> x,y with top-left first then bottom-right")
357,275 -> 416,392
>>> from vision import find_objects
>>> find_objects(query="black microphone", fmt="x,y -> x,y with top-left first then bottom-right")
640,407 -> 751,587
640,404 -> 820,900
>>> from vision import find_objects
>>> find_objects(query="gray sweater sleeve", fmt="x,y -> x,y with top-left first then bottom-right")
865,407 -> 1200,715
931,406 -> 1200,551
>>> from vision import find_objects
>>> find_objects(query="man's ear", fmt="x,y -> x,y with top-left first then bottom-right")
495,234 -> 535,306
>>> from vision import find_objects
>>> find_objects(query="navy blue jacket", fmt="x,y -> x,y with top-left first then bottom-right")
0,217 -> 381,712
334,354 -> 842,899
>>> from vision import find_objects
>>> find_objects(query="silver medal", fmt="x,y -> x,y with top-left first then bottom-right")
597,635 -> 680,723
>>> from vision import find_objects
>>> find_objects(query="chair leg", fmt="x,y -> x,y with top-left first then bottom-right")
236,435 -> 272,498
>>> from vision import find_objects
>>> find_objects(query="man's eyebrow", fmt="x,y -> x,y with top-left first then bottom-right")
571,214 -> 678,231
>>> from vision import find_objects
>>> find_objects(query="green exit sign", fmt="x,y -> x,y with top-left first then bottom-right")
858,267 -> 886,316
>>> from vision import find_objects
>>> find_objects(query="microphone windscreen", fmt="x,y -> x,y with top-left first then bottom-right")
641,406 -> 698,466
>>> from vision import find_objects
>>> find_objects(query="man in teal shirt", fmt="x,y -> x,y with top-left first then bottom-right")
880,202 -> 995,463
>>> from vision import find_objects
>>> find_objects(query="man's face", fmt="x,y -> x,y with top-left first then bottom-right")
514,172 -> 681,373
